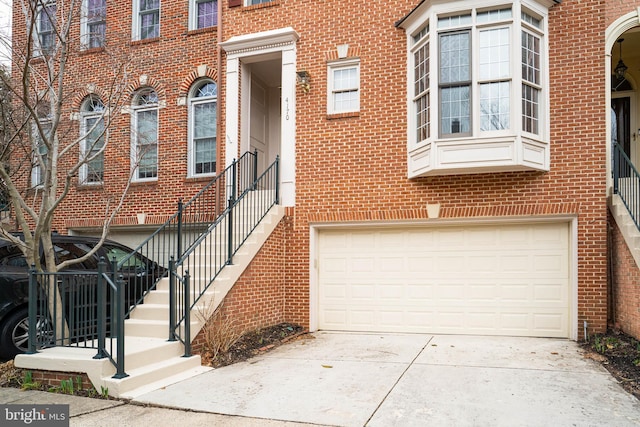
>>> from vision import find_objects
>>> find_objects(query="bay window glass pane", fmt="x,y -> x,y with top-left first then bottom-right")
479,28 -> 510,80
480,82 -> 510,131
437,14 -> 471,29
414,43 -> 429,95
416,94 -> 430,141
477,8 -> 512,23
440,32 -> 470,83
522,12 -> 541,29
522,84 -> 539,134
522,31 -> 540,85
441,85 -> 470,134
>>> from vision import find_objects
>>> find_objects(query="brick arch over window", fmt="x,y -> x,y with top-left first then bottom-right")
72,86 -> 111,112
124,75 -> 166,105
179,65 -> 218,98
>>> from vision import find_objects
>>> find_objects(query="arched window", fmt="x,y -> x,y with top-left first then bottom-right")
132,88 -> 159,181
188,80 -> 217,176
80,95 -> 105,184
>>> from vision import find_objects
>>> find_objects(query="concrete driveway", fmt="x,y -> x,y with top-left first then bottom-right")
135,332 -> 640,426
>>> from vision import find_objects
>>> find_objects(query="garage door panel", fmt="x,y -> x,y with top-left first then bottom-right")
318,222 -> 571,338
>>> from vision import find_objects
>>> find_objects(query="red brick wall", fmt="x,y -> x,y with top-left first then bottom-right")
192,218 -> 288,353
28,370 -> 94,393
610,214 -> 640,340
10,1 -> 224,232
11,0 -> 638,340
605,0 -> 639,26
220,0 -> 611,337
605,0 -> 640,341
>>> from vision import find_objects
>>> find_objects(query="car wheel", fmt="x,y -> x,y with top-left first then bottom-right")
0,307 -> 51,360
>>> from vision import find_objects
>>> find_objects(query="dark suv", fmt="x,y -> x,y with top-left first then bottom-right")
0,234 -> 165,359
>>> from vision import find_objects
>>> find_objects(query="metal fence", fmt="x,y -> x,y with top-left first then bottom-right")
169,156 -> 280,354
25,151 -> 279,374
28,259 -> 128,378
613,142 -> 640,230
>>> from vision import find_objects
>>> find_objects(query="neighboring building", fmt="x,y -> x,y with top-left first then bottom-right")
8,0 -> 640,350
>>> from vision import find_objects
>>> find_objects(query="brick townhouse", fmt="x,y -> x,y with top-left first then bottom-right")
8,0 -> 640,354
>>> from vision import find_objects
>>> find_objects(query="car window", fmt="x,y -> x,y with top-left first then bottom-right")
0,245 -> 29,267
54,242 -> 99,269
103,245 -> 146,269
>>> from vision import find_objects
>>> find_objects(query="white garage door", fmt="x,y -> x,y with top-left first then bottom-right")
318,222 -> 571,338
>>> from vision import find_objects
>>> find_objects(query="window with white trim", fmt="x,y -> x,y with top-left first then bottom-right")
327,59 -> 360,114
399,1 -> 551,177
408,4 -> 548,142
36,1 -> 56,55
81,0 -> 106,49
521,11 -> 542,134
133,0 -> 160,41
79,95 -> 105,184
247,0 -> 274,5
188,80 -> 217,176
131,89 -> 158,181
190,0 -> 217,30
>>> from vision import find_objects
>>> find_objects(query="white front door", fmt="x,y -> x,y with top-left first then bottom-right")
249,76 -> 268,174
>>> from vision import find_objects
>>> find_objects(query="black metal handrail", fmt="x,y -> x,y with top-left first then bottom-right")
24,151 -> 277,373
117,151 -> 258,317
169,156 -> 280,351
27,258 -> 128,378
613,143 -> 640,230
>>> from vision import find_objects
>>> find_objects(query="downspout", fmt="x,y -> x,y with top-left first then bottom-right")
217,0 -> 223,171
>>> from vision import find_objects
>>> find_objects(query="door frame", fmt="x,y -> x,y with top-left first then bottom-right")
612,91 -> 638,167
606,11 -> 640,195
221,28 -> 299,207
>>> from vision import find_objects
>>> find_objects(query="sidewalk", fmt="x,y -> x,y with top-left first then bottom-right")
0,388 -> 315,427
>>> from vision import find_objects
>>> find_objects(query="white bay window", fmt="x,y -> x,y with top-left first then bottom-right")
398,1 -> 555,177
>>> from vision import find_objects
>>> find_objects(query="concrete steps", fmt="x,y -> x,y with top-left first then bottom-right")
15,202 -> 286,399
609,194 -> 640,267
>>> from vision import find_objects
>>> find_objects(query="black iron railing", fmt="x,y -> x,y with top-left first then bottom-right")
169,156 -> 279,354
27,258 -> 128,378
613,143 -> 640,230
117,151 -> 259,316
26,151 -> 279,375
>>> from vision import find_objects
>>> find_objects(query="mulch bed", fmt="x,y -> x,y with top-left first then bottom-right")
581,329 -> 640,400
206,322 -> 307,368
